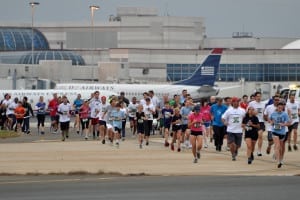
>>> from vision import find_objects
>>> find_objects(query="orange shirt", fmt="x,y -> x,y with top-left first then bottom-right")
15,106 -> 25,119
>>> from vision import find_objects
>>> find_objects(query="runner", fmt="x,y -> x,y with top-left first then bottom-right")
14,101 -> 25,133
6,97 -> 18,131
99,96 -> 109,144
48,93 -> 59,134
79,100 -> 90,140
188,104 -> 204,163
57,96 -> 72,141
89,91 -> 101,140
247,91 -> 265,157
286,93 -> 299,151
22,96 -> 34,134
73,93 -> 83,134
120,101 -> 128,140
200,98 -> 211,148
162,102 -> 173,147
35,96 -> 46,135
143,97 -> 155,146
172,108 -> 182,152
210,97 -> 227,151
269,101 -> 290,168
263,94 -> 280,155
222,97 -> 246,161
180,99 -> 193,148
128,97 -> 138,137
242,106 -> 260,164
136,104 -> 145,149
111,102 -> 126,147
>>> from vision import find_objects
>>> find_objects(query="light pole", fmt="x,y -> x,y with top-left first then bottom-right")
29,2 -> 39,65
89,5 -> 99,67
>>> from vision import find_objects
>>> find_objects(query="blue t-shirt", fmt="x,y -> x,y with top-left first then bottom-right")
73,99 -> 84,111
36,102 -> 46,115
210,104 -> 227,127
162,108 -> 173,126
180,106 -> 193,125
270,111 -> 289,135
111,109 -> 126,129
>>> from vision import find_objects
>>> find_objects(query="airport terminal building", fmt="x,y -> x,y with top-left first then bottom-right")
0,7 -> 300,98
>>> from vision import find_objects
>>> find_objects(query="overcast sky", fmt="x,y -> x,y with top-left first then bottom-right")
1,0 -> 299,38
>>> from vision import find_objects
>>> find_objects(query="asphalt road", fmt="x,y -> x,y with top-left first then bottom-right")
0,176 -> 299,200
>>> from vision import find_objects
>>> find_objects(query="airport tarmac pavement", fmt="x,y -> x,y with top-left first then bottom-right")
0,126 -> 300,176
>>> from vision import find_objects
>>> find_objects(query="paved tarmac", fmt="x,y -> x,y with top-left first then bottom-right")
0,123 -> 300,176
1,176 -> 300,200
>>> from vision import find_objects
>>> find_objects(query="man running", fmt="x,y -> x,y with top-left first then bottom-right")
286,93 -> 299,151
222,97 -> 246,161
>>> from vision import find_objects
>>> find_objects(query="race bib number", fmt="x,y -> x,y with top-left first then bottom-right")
194,122 -> 201,128
274,124 -> 281,130
82,118 -> 88,122
138,119 -> 144,123
232,117 -> 240,123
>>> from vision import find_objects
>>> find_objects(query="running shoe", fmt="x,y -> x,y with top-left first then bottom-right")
102,139 -> 105,144
193,158 -> 198,163
277,162 -> 283,168
257,152 -> 262,157
171,143 -> 174,151
196,151 -> 201,159
204,144 -> 208,148
177,148 -> 181,152
288,145 -> 292,152
248,157 -> 252,164
85,137 -> 88,140
250,152 -> 254,161
293,145 -> 298,151
164,141 -> 170,147
146,141 -> 149,146
232,155 -> 236,161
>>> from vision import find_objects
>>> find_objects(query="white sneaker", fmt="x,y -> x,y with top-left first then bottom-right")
204,144 -> 208,148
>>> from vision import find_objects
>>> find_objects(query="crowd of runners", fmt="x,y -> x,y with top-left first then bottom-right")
0,89 -> 299,167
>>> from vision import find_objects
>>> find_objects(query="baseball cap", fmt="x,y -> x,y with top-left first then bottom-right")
231,97 -> 240,102
194,105 -> 201,111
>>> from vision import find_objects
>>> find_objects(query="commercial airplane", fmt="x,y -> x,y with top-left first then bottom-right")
55,48 -> 223,100
0,90 -> 117,107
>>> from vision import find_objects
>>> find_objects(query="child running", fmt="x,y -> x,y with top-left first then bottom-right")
136,104 -> 145,148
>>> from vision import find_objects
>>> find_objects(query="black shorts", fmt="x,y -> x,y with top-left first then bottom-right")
181,124 -> 188,132
172,125 -> 182,132
267,131 -> 273,142
114,127 -> 121,134
288,122 -> 299,132
164,124 -> 171,130
191,130 -> 203,136
99,120 -> 107,127
259,122 -> 265,131
16,118 -> 23,124
51,115 -> 59,123
137,123 -> 144,134
227,132 -> 242,147
60,121 -> 70,131
244,131 -> 258,141
129,117 -> 137,122
81,118 -> 89,129
272,132 -> 286,141
37,114 -> 45,127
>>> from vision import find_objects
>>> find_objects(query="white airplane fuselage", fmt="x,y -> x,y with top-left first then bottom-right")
55,83 -> 218,101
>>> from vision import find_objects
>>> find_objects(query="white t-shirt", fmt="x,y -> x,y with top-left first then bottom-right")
128,102 -> 139,118
7,101 -> 17,115
58,103 -> 72,122
248,101 -> 265,122
264,104 -> 277,131
222,107 -> 245,133
143,103 -> 155,120
89,98 -> 101,118
286,101 -> 300,124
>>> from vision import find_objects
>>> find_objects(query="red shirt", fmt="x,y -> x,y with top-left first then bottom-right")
200,105 -> 211,122
79,105 -> 90,119
240,102 -> 248,110
188,112 -> 204,132
48,98 -> 58,117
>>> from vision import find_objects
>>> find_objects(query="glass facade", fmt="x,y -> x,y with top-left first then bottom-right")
167,63 -> 300,82
18,51 -> 85,65
0,27 -> 49,51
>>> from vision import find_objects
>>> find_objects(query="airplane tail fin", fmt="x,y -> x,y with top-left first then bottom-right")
174,48 -> 223,86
